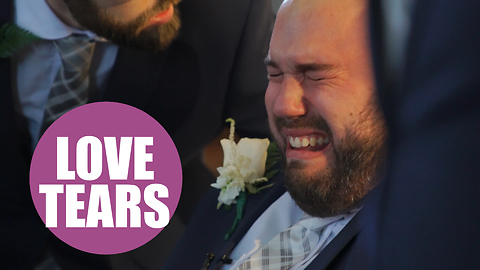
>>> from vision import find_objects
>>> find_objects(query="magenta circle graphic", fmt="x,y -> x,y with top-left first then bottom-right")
30,102 -> 182,254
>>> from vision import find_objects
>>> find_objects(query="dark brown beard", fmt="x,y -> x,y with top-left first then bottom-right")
62,0 -> 181,52
275,98 -> 387,217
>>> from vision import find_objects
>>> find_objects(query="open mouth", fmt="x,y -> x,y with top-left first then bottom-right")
282,127 -> 332,153
282,128 -> 333,163
287,134 -> 330,151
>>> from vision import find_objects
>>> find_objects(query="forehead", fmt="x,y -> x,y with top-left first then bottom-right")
269,0 -> 366,66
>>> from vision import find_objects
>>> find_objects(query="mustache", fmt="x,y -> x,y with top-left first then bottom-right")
274,116 -> 333,138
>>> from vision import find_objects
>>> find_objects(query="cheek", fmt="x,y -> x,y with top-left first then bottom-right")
265,85 -> 283,140
321,97 -> 371,143
264,84 -> 277,118
308,93 -> 345,141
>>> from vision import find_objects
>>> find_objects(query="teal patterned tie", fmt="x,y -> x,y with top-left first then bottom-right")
236,214 -> 345,270
40,34 -> 95,134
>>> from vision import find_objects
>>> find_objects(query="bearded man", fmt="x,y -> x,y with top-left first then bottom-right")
0,0 -> 273,269
162,0 -> 386,269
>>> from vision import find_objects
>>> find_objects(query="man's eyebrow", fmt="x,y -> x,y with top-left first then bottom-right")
264,57 -> 279,68
263,58 -> 335,73
295,63 -> 335,73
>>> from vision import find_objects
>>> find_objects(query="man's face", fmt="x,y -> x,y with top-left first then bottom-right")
62,0 -> 181,51
265,0 -> 386,217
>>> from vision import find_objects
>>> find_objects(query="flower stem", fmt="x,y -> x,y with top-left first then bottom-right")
224,191 -> 247,240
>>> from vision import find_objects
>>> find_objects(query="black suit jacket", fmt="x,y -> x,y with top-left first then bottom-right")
343,1 -> 480,269
162,171 -> 365,270
0,0 -> 274,269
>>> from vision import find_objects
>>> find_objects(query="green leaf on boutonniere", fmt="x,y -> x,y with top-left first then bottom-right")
0,23 -> 40,58
247,142 -> 280,195
264,141 -> 281,180
224,191 -> 247,240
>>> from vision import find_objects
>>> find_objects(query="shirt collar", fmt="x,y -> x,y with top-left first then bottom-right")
14,0 -> 105,41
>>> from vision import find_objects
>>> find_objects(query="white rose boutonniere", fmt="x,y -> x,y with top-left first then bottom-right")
211,118 -> 280,240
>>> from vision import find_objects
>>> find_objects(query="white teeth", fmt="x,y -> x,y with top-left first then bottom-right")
294,137 -> 301,148
288,136 -> 328,148
301,138 -> 309,147
317,137 -> 323,145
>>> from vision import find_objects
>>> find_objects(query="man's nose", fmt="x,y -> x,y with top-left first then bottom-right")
272,77 -> 306,118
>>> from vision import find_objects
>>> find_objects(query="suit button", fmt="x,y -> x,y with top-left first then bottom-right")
202,252 -> 215,270
220,255 -> 233,264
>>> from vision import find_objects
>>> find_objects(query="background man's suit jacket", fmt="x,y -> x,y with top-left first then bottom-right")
0,0 -> 273,269
342,0 -> 480,269
162,170 -> 365,270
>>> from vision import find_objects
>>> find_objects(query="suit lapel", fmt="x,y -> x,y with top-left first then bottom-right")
306,211 -> 363,270
209,173 -> 287,270
0,0 -> 11,24
0,0 -> 12,83
100,46 -> 167,108
230,176 -> 287,244
1,1 -> 14,128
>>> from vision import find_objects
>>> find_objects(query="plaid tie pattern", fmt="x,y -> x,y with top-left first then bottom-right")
40,34 -> 95,134
237,214 -> 345,270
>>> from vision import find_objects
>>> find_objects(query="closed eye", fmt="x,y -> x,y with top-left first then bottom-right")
306,76 -> 324,81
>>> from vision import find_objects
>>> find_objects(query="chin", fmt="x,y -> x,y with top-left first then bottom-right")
287,158 -> 329,174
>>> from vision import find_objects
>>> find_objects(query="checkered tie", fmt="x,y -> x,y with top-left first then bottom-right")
40,34 -> 95,134
236,214 -> 344,270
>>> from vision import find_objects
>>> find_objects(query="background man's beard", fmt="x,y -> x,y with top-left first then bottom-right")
63,0 -> 181,52
274,99 -> 386,217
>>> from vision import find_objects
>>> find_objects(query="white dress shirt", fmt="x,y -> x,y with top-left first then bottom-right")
222,192 -> 357,270
13,0 -> 118,148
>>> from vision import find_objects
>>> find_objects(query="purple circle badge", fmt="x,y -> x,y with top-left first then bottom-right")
30,102 -> 182,254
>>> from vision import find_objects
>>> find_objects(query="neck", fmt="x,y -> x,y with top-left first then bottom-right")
46,0 -> 83,29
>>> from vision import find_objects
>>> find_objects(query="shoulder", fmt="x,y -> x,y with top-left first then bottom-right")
178,0 -> 274,41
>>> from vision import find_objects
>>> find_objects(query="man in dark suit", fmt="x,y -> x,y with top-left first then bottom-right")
349,0 -> 480,269
0,0 -> 273,269
162,0 -> 387,269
